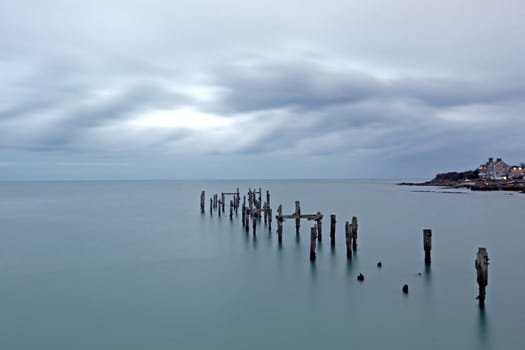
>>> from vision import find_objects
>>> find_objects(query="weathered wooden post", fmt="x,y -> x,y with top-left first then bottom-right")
210,198 -> 213,215
351,216 -> 358,251
268,208 -> 273,232
229,200 -> 233,220
266,190 -> 270,208
345,221 -> 353,258
235,188 -> 240,215
263,202 -> 268,224
330,214 -> 336,246
245,209 -> 250,233
221,193 -> 225,213
316,212 -> 322,242
475,248 -> 489,308
258,187 -> 262,203
218,200 -> 221,217
277,205 -> 283,243
423,229 -> 432,265
295,201 -> 301,234
200,191 -> 205,213
252,215 -> 257,235
242,203 -> 246,227
310,226 -> 318,261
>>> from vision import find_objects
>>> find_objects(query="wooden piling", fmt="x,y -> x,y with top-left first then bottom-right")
330,214 -> 336,246
252,215 -> 257,235
351,216 -> 358,251
316,212 -> 322,242
242,203 -> 246,226
200,191 -> 205,213
423,229 -> 432,265
258,187 -> 262,203
210,198 -> 213,215
268,208 -> 273,232
475,248 -> 489,307
277,205 -> 283,243
229,200 -> 233,220
245,209 -> 250,233
295,201 -> 301,234
221,193 -> 225,213
310,226 -> 318,261
345,221 -> 352,258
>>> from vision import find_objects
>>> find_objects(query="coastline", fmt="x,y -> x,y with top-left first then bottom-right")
398,179 -> 525,193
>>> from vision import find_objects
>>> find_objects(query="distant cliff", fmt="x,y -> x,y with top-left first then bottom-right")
398,169 -> 479,186
429,169 -> 479,184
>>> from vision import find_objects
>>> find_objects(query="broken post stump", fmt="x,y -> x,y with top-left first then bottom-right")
423,229 -> 432,265
310,226 -> 317,261
295,201 -> 301,234
475,248 -> 489,308
210,198 -> 213,215
351,216 -> 358,251
229,200 -> 233,220
200,191 -> 205,213
277,205 -> 283,243
221,193 -> 225,213
252,215 -> 257,235
316,212 -> 322,242
268,208 -> 272,232
330,214 -> 336,246
345,221 -> 352,258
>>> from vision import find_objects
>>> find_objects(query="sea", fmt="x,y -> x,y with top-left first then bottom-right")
1,179 -> 524,349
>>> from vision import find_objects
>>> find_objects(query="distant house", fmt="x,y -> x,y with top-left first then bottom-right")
509,163 -> 525,180
478,157 -> 511,180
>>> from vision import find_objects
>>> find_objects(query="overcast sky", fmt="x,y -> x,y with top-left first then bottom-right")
1,0 -> 524,180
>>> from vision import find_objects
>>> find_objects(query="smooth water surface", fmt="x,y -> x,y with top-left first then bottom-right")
1,180 -> 524,349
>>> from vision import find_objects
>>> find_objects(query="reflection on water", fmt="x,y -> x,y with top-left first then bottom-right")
477,308 -> 490,349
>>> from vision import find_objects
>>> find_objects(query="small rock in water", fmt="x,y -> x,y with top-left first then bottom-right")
417,272 -> 422,276
402,284 -> 409,294
377,262 -> 382,268
357,273 -> 365,282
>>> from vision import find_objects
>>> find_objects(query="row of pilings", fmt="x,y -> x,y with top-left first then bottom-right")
200,188 -> 489,307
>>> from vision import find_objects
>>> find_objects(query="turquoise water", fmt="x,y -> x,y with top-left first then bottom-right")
1,180 -> 524,349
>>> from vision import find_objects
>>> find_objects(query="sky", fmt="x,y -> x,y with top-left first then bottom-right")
0,0 -> 524,180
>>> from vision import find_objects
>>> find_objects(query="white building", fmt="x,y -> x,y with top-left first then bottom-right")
479,157 -> 511,180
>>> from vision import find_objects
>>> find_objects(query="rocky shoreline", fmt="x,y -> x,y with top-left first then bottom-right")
398,170 -> 525,193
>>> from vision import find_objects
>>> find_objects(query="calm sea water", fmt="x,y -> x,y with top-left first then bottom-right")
1,180 -> 524,349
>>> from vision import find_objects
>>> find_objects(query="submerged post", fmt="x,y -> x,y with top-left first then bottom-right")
229,200 -> 233,220
423,229 -> 432,265
210,198 -> 213,215
345,221 -> 352,258
475,248 -> 489,308
330,214 -> 336,246
252,215 -> 257,236
351,216 -> 358,251
200,191 -> 205,213
295,201 -> 301,234
310,226 -> 318,261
